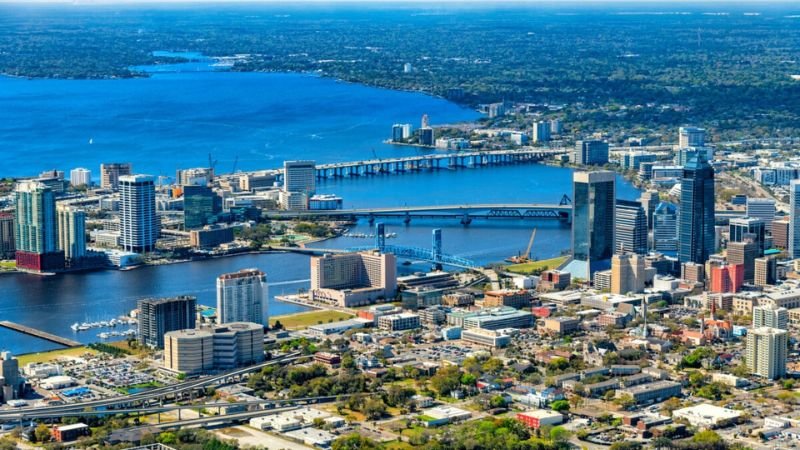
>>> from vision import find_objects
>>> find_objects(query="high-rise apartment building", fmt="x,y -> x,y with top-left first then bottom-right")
615,199 -> 648,255
729,217 -> 765,256
176,167 -> 214,187
746,198 -> 776,233
746,327 -> 787,380
56,203 -> 86,261
100,163 -> 132,191
14,180 -> 63,272
310,251 -> 397,307
569,171 -> 615,278
679,126 -> 706,148
653,202 -> 678,252
283,160 -> 316,196
119,175 -> 159,253
69,168 -> 92,187
753,305 -> 788,330
710,264 -> 744,294
610,253 -> 645,295
681,262 -> 705,284
679,157 -> 715,264
572,140 -> 609,165
138,296 -> 197,348
532,121 -> 551,143
216,269 -> 267,326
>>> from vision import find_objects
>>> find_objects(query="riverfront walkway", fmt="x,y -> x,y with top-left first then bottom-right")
0,321 -> 81,347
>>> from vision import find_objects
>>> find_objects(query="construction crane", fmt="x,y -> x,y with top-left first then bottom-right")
231,154 -> 239,173
507,228 -> 537,264
208,153 -> 218,173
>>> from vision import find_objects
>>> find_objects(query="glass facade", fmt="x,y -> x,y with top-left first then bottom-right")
183,185 -> 222,230
678,157 -> 715,263
572,171 -> 616,276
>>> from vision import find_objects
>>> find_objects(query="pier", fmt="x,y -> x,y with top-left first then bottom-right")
0,321 -> 82,348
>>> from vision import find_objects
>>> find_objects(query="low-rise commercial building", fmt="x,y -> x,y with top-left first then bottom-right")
461,328 -> 513,348
516,410 -> 564,429
673,404 -> 742,429
483,289 -> 534,309
378,313 -> 421,331
163,322 -> 264,375
616,381 -> 682,405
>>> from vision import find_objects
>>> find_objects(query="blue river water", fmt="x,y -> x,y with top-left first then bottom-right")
0,55 -> 639,355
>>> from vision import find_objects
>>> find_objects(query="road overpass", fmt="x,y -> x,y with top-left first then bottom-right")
267,200 -> 573,224
0,352 -> 303,422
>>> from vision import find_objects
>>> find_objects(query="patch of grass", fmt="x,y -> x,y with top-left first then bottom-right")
0,260 -> 16,270
506,256 -> 568,274
269,310 -> 354,330
16,346 -> 98,365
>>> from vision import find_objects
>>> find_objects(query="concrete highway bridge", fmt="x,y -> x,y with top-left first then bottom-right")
311,148 -> 568,178
267,199 -> 573,225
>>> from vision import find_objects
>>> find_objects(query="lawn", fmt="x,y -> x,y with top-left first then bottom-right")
506,256 -> 568,274
269,310 -> 354,330
0,260 -> 16,270
16,346 -> 98,365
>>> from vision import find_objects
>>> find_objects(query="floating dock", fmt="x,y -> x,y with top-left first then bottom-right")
0,321 -> 82,347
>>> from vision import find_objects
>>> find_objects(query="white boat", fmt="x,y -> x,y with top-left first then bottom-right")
70,323 -> 79,332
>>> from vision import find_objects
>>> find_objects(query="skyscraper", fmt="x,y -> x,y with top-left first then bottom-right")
679,126 -> 706,148
69,168 -> 92,187
56,203 -> 86,261
14,180 -> 63,272
746,198 -> 776,233
615,199 -> 648,255
0,212 -> 14,260
120,175 -> 159,253
138,296 -> 197,349
283,160 -> 316,196
653,202 -> 678,252
610,253 -> 645,295
183,185 -> 221,230
726,240 -> 757,283
216,269 -> 268,326
100,163 -> 132,191
789,180 -> 800,259
746,327 -> 787,380
572,140 -> 609,166
754,256 -> 777,287
678,157 -> 715,264
729,217 -> 765,256
569,171 -> 615,278
753,305 -> 788,330
532,121 -> 551,143
638,190 -> 660,230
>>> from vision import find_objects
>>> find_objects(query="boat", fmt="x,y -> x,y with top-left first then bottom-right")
70,323 -> 79,332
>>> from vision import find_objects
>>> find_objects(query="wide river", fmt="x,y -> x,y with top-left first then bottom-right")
0,54 -> 639,354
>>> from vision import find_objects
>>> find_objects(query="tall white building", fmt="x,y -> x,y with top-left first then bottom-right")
310,251 -> 397,307
752,304 -> 788,330
746,198 -> 776,233
56,203 -> 86,260
69,168 -> 92,187
216,269 -> 267,325
283,160 -> 316,196
789,180 -> 800,259
532,121 -> 551,143
746,327 -> 787,380
119,175 -> 159,253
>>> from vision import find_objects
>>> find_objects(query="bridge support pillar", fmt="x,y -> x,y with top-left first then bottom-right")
460,213 -> 472,226
403,213 -> 411,225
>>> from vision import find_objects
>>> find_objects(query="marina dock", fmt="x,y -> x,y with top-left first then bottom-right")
0,321 -> 82,348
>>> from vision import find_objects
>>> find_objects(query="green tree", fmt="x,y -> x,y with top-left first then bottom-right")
549,425 -> 571,443
693,430 -> 723,445
550,399 -> 570,412
158,432 -> 178,445
332,433 -> 380,450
